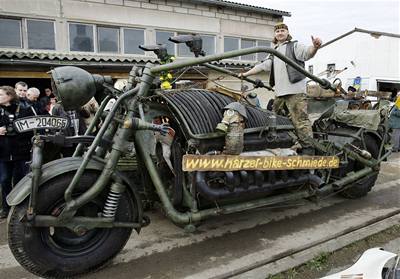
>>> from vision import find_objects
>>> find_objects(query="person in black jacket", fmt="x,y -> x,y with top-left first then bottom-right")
26,87 -> 49,115
0,86 -> 35,218
39,87 -> 53,113
15,81 -> 29,108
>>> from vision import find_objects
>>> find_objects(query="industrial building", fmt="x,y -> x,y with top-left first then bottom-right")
0,0 -> 290,103
306,28 -> 400,99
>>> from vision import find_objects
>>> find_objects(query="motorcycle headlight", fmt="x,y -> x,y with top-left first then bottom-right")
50,66 -> 111,110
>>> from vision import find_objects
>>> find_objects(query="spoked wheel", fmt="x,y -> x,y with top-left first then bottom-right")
8,171 -> 139,279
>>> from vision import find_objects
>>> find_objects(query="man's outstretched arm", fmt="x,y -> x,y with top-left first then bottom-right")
239,58 -> 272,78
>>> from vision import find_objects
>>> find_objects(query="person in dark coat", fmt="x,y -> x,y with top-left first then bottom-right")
389,93 -> 400,152
0,86 -> 35,218
39,87 -> 53,113
26,87 -> 49,115
15,81 -> 29,108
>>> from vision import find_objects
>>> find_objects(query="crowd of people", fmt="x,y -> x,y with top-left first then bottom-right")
0,81 -> 99,218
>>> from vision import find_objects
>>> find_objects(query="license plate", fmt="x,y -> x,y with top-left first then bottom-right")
13,116 -> 70,133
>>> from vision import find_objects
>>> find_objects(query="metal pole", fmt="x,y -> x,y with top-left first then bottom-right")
151,46 -> 334,91
317,167 -> 378,196
64,86 -> 139,203
27,136 -> 44,217
203,63 -> 274,91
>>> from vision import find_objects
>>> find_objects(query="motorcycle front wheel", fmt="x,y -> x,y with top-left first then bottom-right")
8,171 -> 138,278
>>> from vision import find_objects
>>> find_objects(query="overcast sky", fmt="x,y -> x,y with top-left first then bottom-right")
230,0 -> 400,44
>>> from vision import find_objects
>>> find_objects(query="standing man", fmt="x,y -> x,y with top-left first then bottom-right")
239,23 -> 322,155
26,87 -> 48,115
389,92 -> 400,153
15,81 -> 28,99
26,87 -> 40,102
15,81 -> 29,107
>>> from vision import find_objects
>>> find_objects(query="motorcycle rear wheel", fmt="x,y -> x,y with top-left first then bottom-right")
338,134 -> 380,199
8,171 -> 138,278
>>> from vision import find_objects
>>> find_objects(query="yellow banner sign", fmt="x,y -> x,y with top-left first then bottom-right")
182,155 -> 340,172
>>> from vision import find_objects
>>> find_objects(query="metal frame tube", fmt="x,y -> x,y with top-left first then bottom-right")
332,167 -> 375,188
94,120 -> 118,157
317,167 -> 378,196
33,215 -> 142,229
196,190 -> 311,218
203,63 -> 274,91
151,47 -> 334,91
61,64 -> 155,218
64,86 -> 140,203
27,136 -> 44,216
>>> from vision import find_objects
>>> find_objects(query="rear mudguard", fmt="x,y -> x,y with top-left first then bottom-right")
7,157 -> 143,227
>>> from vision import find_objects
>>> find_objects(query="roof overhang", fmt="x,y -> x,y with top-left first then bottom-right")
0,49 -> 254,78
187,0 -> 290,17
376,79 -> 400,84
0,49 -> 254,68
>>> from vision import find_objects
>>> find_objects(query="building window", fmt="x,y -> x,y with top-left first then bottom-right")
257,40 -> 271,61
327,63 -> 336,78
178,43 -> 190,57
224,36 -> 239,52
156,30 -> 175,56
224,36 -> 239,60
308,65 -> 314,74
69,23 -> 94,52
201,34 -> 215,56
241,39 -> 256,61
0,18 -> 22,48
27,19 -> 55,50
123,28 -> 144,55
98,26 -> 119,53
224,37 -> 269,61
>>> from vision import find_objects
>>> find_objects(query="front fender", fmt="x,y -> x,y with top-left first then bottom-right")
7,157 -> 141,209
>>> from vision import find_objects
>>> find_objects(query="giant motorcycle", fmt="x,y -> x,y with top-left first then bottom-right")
6,35 -> 392,278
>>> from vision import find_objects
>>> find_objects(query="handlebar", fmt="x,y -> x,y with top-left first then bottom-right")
139,44 -> 170,61
169,34 -> 205,57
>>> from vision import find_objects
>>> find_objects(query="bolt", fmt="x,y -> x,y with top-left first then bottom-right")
73,225 -> 87,236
